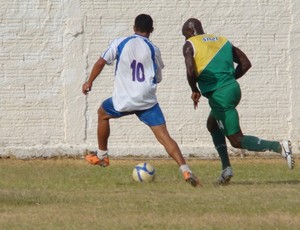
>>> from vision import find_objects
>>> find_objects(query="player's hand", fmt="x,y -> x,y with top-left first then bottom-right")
82,82 -> 92,95
191,92 -> 201,109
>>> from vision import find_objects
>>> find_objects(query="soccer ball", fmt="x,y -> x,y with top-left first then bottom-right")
132,162 -> 156,182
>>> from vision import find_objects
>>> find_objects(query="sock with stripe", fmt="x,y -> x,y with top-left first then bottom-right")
241,135 -> 281,153
211,129 -> 231,170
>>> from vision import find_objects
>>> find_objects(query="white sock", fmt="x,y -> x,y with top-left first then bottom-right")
179,164 -> 192,174
97,149 -> 108,160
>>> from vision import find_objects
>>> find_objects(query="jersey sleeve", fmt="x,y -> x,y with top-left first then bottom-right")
154,46 -> 164,83
101,38 -> 120,65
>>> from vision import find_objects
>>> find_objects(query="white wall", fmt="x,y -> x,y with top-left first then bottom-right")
1,0 -> 299,158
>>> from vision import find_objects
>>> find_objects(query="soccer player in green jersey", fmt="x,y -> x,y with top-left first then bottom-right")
181,18 -> 294,184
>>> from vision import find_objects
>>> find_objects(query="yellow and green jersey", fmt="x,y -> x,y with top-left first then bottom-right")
187,34 -> 236,96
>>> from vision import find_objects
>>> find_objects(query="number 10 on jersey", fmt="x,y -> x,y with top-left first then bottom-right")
131,60 -> 145,82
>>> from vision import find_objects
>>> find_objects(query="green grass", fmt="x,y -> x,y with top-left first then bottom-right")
0,157 -> 299,230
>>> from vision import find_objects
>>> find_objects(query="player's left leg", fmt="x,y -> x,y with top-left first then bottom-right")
85,104 -> 112,167
97,105 -> 112,151
219,105 -> 295,169
214,100 -> 295,169
211,83 -> 284,155
229,133 -> 280,152
86,97 -> 133,167
228,133 -> 294,169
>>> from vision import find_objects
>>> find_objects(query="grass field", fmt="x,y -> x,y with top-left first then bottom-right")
0,157 -> 299,230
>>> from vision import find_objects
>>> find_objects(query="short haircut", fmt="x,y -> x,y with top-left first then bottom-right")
134,14 -> 153,33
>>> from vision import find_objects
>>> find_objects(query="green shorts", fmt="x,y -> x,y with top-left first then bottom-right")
207,81 -> 241,136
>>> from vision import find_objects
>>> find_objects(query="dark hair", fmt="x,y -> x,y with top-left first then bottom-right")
134,14 -> 153,33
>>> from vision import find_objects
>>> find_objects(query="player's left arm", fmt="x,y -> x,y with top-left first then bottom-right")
232,46 -> 252,79
82,38 -> 118,95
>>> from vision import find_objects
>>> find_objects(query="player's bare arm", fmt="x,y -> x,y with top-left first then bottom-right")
82,58 -> 107,95
183,41 -> 201,109
232,46 -> 252,79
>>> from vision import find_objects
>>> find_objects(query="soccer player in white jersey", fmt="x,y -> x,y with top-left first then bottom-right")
82,14 -> 200,187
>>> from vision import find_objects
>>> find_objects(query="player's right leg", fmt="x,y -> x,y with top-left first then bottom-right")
207,114 -> 231,170
206,115 -> 233,185
208,82 -> 241,184
150,124 -> 201,187
136,103 -> 202,187
217,166 -> 233,185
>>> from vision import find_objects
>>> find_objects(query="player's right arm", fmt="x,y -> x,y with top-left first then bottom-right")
82,58 -> 107,95
183,41 -> 201,109
154,46 -> 164,83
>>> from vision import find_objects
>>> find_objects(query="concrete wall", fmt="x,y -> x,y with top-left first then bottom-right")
1,0 -> 299,158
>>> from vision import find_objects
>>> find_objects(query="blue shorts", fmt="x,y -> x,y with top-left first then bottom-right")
101,98 -> 166,126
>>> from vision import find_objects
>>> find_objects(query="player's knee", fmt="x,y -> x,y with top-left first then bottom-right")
206,119 -> 218,133
228,138 -> 242,148
206,122 -> 212,132
227,132 -> 244,148
98,107 -> 110,120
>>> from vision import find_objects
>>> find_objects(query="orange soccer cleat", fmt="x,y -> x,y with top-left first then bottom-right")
85,153 -> 110,167
183,171 -> 202,187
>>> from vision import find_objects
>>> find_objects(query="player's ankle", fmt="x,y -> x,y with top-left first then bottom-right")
97,149 -> 109,160
179,164 -> 192,174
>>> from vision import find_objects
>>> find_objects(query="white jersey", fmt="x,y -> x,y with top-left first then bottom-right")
101,34 -> 164,112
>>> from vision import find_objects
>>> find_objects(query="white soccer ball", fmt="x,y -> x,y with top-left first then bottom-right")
132,162 -> 156,182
